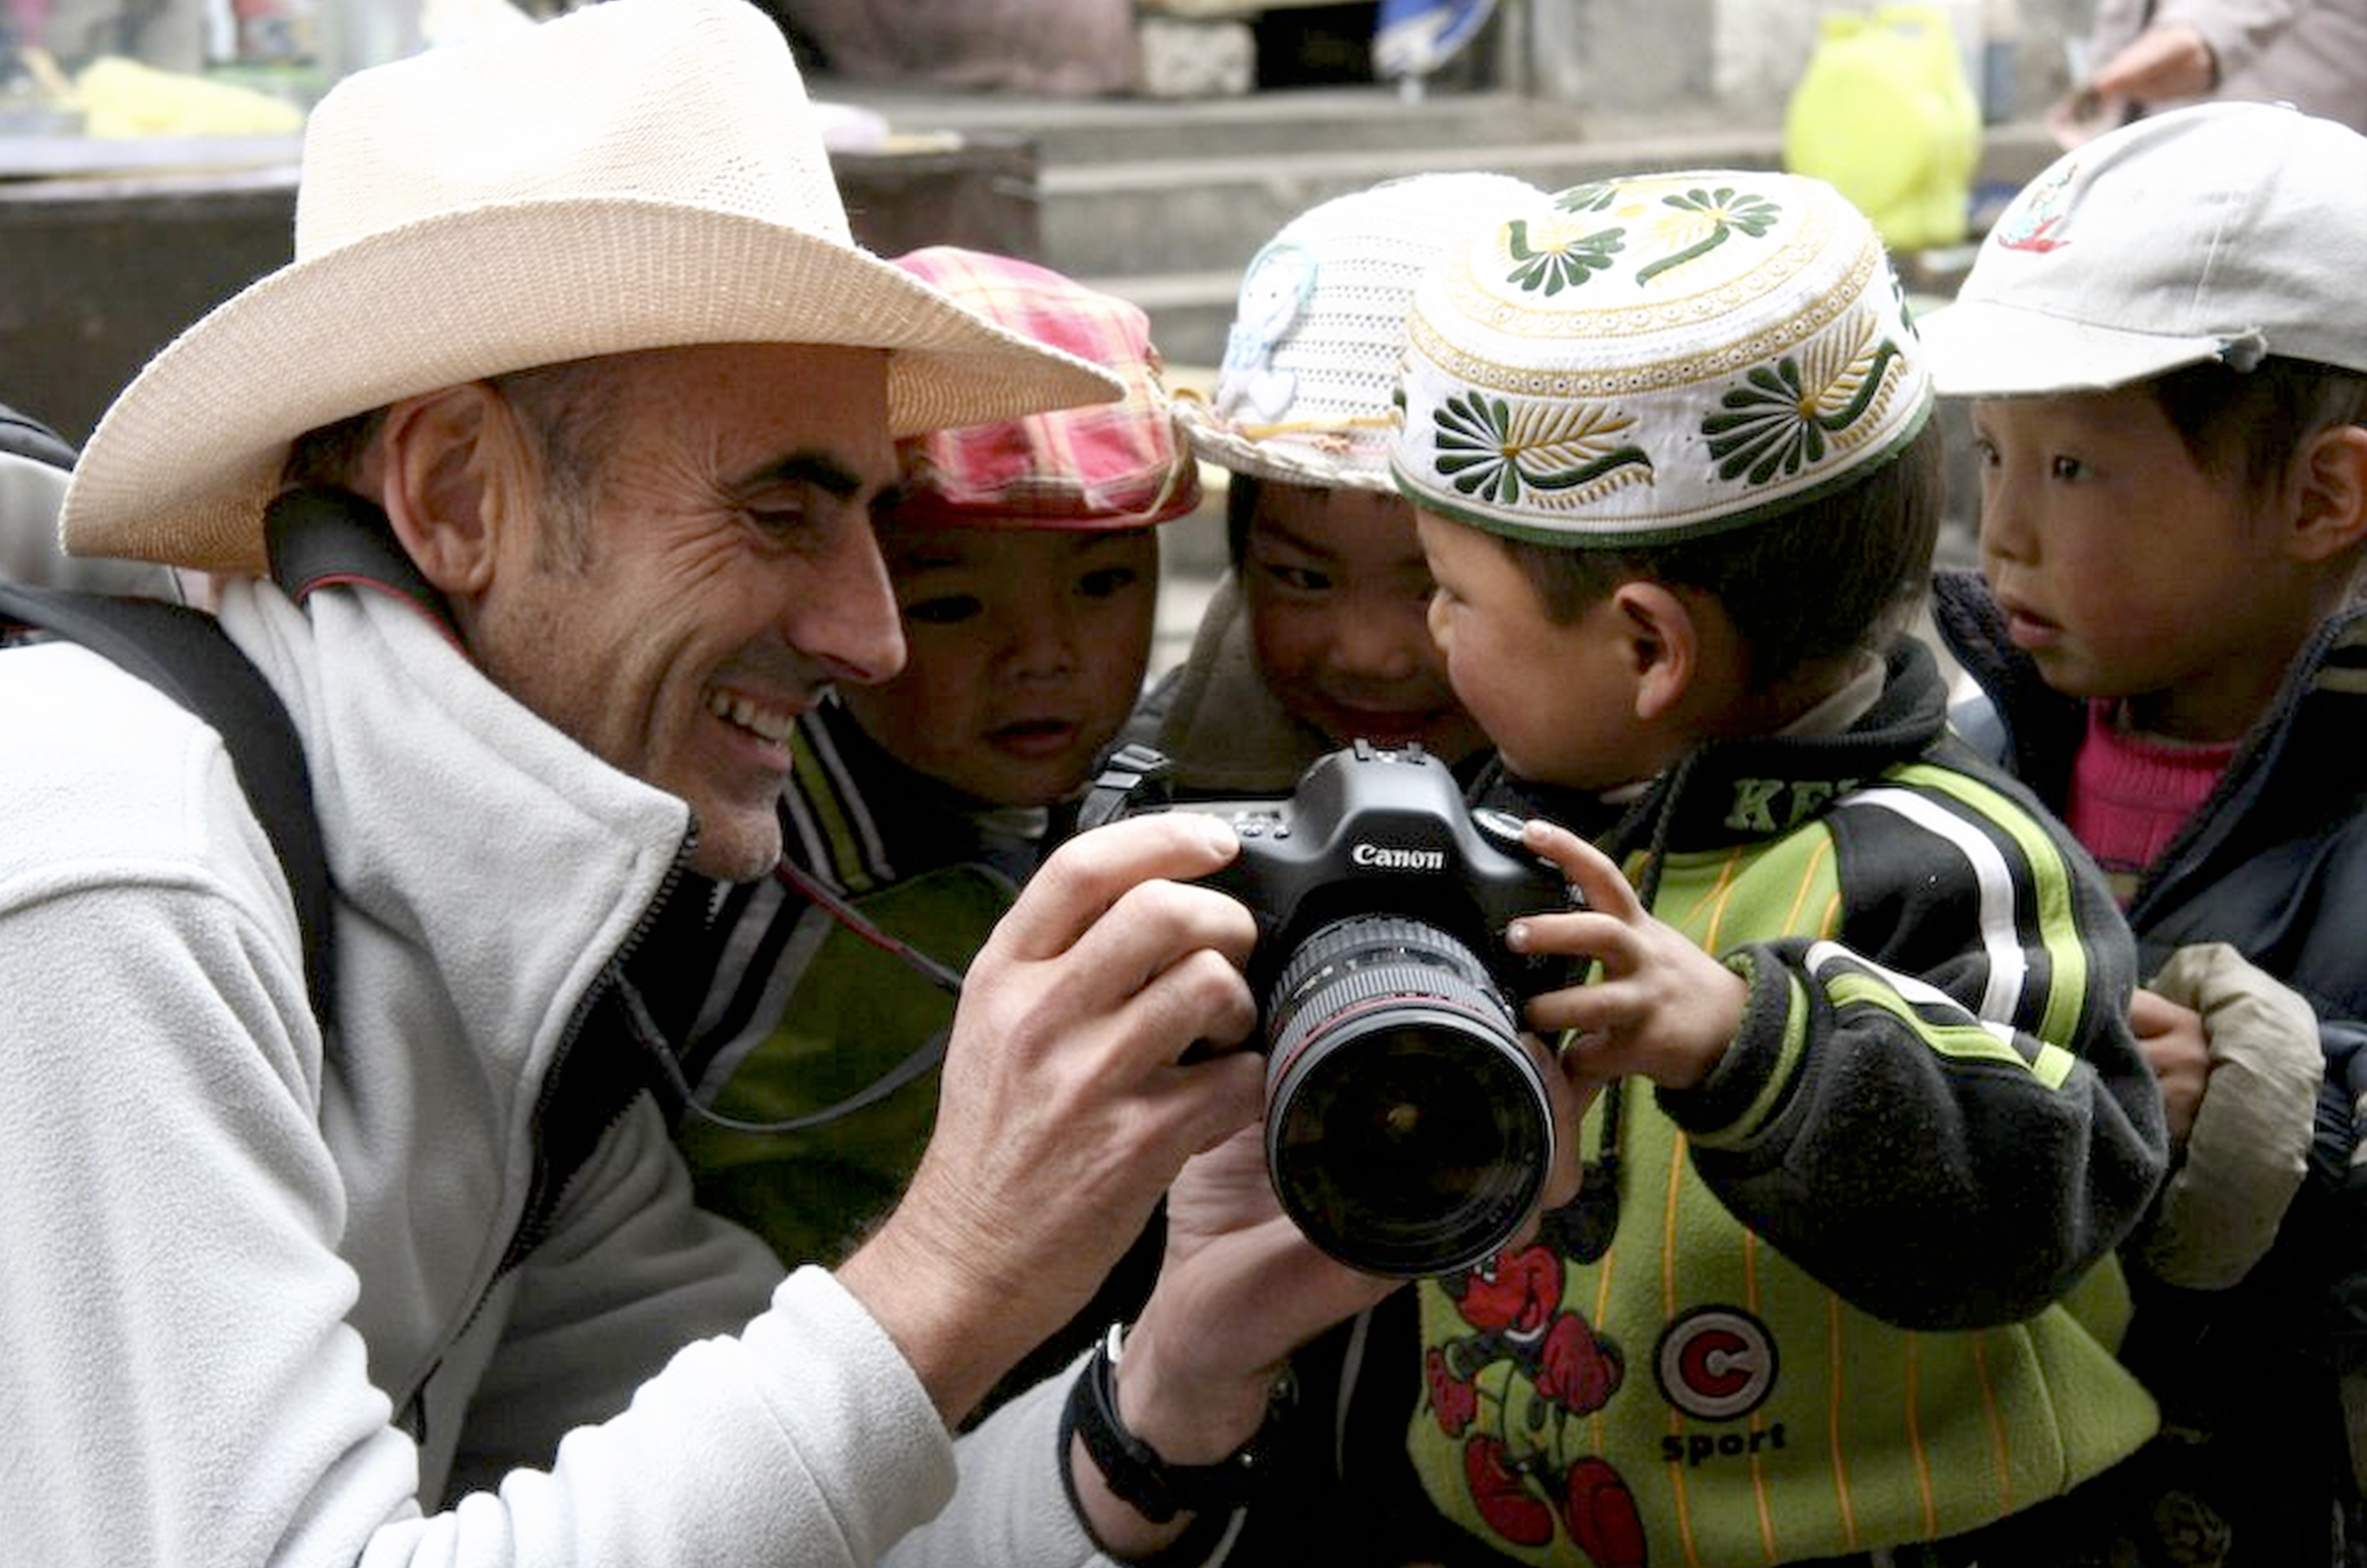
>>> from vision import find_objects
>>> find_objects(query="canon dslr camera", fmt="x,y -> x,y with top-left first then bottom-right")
1081,741 -> 1575,1278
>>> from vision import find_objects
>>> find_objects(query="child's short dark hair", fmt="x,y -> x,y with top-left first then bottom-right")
1489,417 -> 1943,692
2148,355 -> 2367,498
1224,471 -> 1261,567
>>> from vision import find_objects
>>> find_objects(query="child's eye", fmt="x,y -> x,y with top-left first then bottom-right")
902,594 -> 982,625
2048,455 -> 2088,481
1077,566 -> 1140,599
1968,435 -> 1998,466
1257,560 -> 1330,594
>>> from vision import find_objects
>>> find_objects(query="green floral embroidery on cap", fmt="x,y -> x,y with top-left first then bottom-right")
1634,187 -> 1783,286
1554,181 -> 1621,215
1702,323 -> 1905,485
1504,215 -> 1625,296
1433,391 -> 1652,505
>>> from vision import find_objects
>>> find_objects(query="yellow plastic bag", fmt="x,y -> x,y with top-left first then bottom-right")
1783,5 -> 1980,251
74,55 -> 306,139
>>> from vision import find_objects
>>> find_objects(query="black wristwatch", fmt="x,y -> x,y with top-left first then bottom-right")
1059,1323 -> 1291,1525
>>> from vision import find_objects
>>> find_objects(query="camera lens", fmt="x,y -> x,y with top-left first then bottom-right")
1262,914 -> 1553,1278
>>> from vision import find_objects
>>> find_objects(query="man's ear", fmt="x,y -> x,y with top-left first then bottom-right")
376,383 -> 536,599
1610,580 -> 1699,723
2285,423 -> 2367,564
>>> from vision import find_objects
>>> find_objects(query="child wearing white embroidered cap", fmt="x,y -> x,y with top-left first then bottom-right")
1921,99 -> 2367,1566
1205,168 -> 2170,1568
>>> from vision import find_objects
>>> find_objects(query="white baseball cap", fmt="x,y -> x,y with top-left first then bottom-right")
1919,101 -> 2367,397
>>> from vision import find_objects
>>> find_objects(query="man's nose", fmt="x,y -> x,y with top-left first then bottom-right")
796,524 -> 905,685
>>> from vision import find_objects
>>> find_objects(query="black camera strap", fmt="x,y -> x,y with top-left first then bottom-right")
1078,742 -> 1175,831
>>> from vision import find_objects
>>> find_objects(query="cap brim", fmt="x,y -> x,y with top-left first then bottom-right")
63,199 -> 1121,575
1174,395 -> 1397,493
1918,297 -> 2230,397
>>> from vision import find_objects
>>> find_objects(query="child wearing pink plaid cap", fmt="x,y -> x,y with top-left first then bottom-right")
662,248 -> 1199,1410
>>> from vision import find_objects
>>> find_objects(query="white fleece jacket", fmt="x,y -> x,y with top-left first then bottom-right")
0,578 -> 1107,1567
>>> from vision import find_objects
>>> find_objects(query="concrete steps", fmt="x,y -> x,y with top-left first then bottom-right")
1047,126 -> 1812,365
825,81 -> 1641,364
825,77 -> 2059,371
825,84 -> 1584,166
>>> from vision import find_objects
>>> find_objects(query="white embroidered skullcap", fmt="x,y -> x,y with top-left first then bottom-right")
1392,168 -> 1933,545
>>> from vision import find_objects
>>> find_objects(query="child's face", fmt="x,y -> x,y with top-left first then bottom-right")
1241,481 -> 1487,763
838,521 -> 1159,808
1415,511 -> 1658,790
1972,389 -> 2308,739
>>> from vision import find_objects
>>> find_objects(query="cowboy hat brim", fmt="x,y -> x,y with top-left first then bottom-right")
63,198 -> 1122,575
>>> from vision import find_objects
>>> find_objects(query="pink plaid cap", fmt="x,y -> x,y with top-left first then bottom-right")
888,247 -> 1201,530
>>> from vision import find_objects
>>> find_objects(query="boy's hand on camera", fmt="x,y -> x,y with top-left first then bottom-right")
1504,819 -> 1744,1092
2130,985 -> 2209,1153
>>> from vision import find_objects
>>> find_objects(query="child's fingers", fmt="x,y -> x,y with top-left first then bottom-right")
1523,965 -> 1627,1041
1505,913 -> 1614,982
1519,818 -> 1643,922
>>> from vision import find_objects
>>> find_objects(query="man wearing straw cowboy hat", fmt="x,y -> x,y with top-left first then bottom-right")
0,0 -> 1385,1561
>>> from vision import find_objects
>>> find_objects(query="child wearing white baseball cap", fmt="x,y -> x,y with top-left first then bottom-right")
1921,99 -> 2367,1565
1218,169 -> 2169,1568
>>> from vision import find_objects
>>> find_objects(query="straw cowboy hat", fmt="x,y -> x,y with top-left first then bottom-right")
60,0 -> 1123,576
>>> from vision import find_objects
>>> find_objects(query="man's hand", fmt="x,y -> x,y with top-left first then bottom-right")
1505,819 -> 1746,1093
838,814 -> 1263,1425
2131,985 -> 2209,1154
1070,1123 -> 1406,1552
1066,862 -> 1613,1554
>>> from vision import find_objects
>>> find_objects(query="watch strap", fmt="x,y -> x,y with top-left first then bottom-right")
1060,1323 -> 1286,1526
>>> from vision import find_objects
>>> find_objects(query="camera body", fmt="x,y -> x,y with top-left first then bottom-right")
1082,741 -> 1576,1277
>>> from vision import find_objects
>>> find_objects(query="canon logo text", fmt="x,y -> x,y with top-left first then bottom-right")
1350,842 -> 1447,871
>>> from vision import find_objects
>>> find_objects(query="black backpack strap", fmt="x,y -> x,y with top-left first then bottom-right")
266,486 -> 463,643
0,582 -> 337,1026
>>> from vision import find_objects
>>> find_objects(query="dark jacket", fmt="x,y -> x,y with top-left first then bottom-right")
1934,565 -> 2367,1567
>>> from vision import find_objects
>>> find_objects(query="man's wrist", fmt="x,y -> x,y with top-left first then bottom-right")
836,1218 -> 1032,1427
1107,1316 -> 1283,1462
1061,1323 -> 1291,1525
